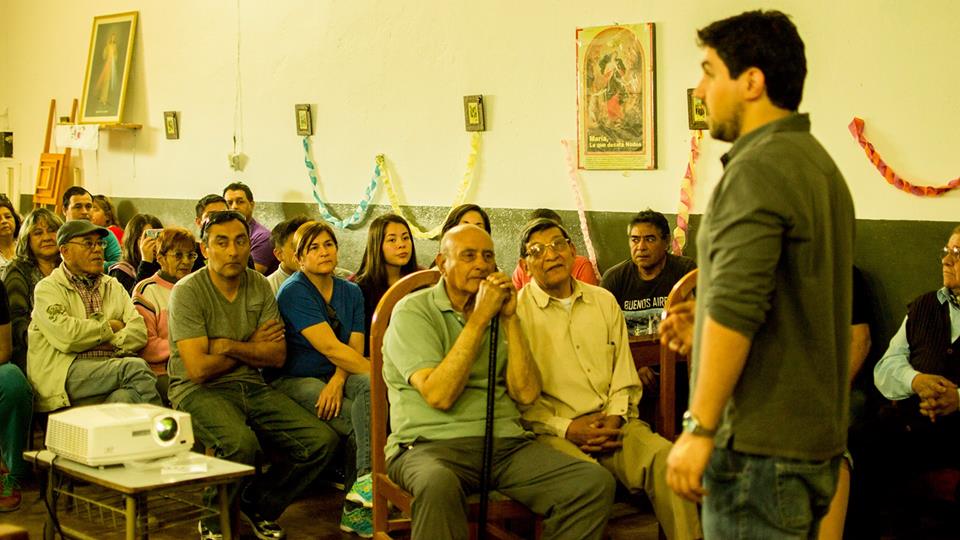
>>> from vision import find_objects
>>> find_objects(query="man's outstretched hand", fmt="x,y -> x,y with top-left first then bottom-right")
660,300 -> 696,356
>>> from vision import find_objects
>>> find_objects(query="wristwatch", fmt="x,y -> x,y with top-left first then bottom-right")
682,410 -> 717,438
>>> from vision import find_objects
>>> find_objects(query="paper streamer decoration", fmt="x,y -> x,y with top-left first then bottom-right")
561,140 -> 602,282
302,137 -> 378,228
672,131 -> 703,255
849,117 -> 960,197
378,132 -> 481,239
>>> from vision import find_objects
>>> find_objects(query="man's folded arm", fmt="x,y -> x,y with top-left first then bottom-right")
176,335 -> 238,384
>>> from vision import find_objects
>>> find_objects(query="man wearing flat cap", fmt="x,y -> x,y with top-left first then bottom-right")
27,220 -> 160,412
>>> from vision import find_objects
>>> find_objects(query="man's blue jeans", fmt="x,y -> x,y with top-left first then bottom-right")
703,447 -> 840,539
178,380 -> 339,523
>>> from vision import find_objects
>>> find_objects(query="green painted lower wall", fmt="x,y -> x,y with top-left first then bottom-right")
35,195 -> 956,350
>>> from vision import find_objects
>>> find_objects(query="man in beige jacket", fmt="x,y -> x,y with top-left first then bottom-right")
28,220 -> 158,412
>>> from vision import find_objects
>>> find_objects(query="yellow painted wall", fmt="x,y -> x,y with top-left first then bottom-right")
0,0 -> 957,220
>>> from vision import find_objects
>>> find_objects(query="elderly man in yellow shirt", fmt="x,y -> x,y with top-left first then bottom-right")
516,218 -> 701,540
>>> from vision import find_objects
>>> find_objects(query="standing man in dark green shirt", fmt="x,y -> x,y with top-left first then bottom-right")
663,10 -> 855,538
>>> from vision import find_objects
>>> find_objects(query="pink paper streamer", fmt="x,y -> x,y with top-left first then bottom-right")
672,132 -> 702,255
849,117 -> 960,196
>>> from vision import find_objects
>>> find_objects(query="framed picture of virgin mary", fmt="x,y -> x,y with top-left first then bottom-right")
576,23 -> 657,170
79,12 -> 139,124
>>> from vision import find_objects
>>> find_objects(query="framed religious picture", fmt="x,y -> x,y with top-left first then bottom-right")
79,11 -> 139,124
164,111 -> 179,140
576,23 -> 657,170
295,104 -> 313,136
687,89 -> 708,130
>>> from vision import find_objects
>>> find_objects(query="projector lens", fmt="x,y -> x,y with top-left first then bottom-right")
155,417 -> 178,442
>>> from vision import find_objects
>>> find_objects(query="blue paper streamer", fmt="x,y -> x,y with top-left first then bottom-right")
302,136 -> 379,228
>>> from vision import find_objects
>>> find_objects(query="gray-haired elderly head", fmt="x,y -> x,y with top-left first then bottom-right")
519,218 -> 572,258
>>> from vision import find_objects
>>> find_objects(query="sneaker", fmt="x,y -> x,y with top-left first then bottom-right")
340,505 -> 373,538
0,473 -> 21,513
197,520 -> 223,540
240,509 -> 286,540
345,473 -> 373,508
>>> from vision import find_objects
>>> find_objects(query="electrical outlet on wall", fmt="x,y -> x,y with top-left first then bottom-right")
164,111 -> 180,140
463,95 -> 485,131
295,104 -> 313,136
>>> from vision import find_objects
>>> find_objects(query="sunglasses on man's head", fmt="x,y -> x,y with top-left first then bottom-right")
200,210 -> 248,237
325,303 -> 343,336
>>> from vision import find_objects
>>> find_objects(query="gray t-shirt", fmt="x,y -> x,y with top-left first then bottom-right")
166,268 -> 280,407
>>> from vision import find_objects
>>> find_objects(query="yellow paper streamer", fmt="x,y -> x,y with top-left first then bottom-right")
378,132 -> 481,239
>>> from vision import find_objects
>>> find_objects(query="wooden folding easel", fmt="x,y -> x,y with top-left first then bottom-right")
33,98 -> 77,209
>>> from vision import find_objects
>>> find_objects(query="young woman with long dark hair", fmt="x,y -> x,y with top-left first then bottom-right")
353,214 -> 419,354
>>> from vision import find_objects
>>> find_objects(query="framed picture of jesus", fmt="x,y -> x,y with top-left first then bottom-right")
79,11 -> 139,124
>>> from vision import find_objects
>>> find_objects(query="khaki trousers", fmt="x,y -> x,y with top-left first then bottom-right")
388,436 -> 615,540
538,419 -> 702,540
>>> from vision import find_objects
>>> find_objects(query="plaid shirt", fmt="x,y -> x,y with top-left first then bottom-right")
62,265 -> 114,359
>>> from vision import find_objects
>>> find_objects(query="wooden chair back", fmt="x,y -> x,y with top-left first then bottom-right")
659,269 -> 697,441
369,269 -> 540,540
370,269 -> 440,538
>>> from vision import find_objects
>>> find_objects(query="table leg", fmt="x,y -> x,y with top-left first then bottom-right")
218,484 -> 233,540
45,467 -> 56,540
125,495 -> 137,540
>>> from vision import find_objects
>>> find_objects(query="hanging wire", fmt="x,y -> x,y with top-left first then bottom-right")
232,0 -> 244,159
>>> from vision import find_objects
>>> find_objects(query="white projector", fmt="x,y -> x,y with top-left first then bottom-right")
46,403 -> 194,466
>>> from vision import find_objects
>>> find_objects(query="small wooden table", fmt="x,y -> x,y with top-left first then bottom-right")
628,334 -> 689,440
25,450 -> 254,540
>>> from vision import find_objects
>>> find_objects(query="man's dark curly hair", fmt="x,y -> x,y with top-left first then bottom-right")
697,10 -> 806,111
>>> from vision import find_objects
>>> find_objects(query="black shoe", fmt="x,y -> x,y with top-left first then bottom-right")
240,510 -> 286,540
